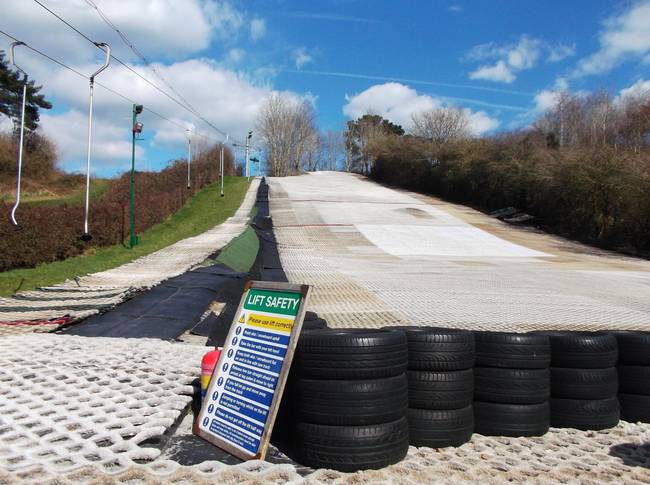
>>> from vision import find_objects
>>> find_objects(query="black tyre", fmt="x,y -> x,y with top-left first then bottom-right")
408,406 -> 473,448
550,367 -> 618,399
474,401 -> 549,437
295,374 -> 408,425
535,332 -> 618,368
295,329 -> 407,379
302,318 -> 328,330
474,332 -> 550,369
386,326 -> 475,371
612,332 -> 650,365
304,311 -> 319,321
618,366 -> 650,395
619,394 -> 650,423
294,417 -> 409,472
550,397 -> 620,430
474,367 -> 550,404
408,369 -> 473,410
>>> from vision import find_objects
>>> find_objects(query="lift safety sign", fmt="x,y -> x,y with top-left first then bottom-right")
194,281 -> 310,460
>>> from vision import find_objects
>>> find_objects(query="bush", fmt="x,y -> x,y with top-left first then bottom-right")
0,143 -> 237,271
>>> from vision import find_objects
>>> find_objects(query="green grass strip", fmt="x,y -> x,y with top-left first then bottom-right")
211,225 -> 260,273
0,177 -> 251,296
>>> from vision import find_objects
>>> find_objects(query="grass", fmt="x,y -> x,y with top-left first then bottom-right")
0,177 -> 251,296
208,224 -> 259,273
1,179 -> 111,207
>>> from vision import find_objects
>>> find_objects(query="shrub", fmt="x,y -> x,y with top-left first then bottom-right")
0,144 -> 236,271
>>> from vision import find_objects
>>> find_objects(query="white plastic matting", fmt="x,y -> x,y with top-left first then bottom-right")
0,334 -> 204,477
356,224 -> 548,258
0,179 -> 260,329
269,172 -> 650,330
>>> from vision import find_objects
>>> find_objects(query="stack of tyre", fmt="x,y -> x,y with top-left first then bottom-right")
613,331 -> 650,423
473,332 -> 551,437
391,327 -> 475,448
289,328 -> 410,472
542,332 -> 620,430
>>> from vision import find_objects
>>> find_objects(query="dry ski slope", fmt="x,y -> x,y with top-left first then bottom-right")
269,171 -> 650,331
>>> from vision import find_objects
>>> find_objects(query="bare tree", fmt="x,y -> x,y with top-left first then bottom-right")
410,107 -> 470,144
256,93 -> 318,176
320,130 -> 344,171
533,90 -> 644,149
618,90 -> 650,153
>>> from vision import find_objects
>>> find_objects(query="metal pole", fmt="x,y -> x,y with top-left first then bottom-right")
221,134 -> 228,197
82,80 -> 95,238
129,105 -> 136,248
186,130 -> 191,189
245,136 -> 250,181
82,43 -> 111,242
8,41 -> 26,226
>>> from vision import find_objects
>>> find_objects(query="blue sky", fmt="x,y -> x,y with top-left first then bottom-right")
2,0 -> 649,176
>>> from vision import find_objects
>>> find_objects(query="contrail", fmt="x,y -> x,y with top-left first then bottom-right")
283,12 -> 384,24
426,93 -> 528,112
283,69 -> 534,97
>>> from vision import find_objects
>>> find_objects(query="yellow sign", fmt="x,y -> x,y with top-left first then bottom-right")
247,313 -> 294,333
238,314 -> 245,323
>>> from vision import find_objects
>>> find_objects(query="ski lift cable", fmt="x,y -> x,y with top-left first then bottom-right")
82,0 -> 199,121
32,0 -> 239,144
0,29 -> 221,144
31,0 -> 212,131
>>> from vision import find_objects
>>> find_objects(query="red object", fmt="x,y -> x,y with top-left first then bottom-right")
0,315 -> 72,327
201,348 -> 222,398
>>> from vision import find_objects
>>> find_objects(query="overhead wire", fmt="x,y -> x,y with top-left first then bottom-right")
82,0 -> 199,118
0,28 -> 223,145
31,0 -> 240,143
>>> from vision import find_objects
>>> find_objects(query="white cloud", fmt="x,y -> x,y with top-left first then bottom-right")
13,56 -> 303,175
448,5 -> 462,13
464,109 -> 500,135
469,60 -> 516,83
227,48 -> 245,63
3,0 -> 244,62
616,78 -> 650,103
574,1 -> 650,77
0,1 -> 297,176
547,44 -> 576,63
292,48 -> 314,69
203,1 -> 245,40
342,82 -> 499,136
534,89 -> 562,112
250,18 -> 266,41
39,109 -> 144,173
467,35 -> 574,83
507,37 -> 542,69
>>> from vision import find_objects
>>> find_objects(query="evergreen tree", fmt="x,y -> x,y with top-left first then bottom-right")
0,50 -> 52,134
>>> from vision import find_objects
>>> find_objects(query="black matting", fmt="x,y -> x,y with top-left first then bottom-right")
204,179 -> 288,346
66,179 -> 288,342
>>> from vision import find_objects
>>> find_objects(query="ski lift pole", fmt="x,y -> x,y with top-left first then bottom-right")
81,42 -> 111,242
245,131 -> 252,181
8,41 -> 26,227
129,104 -> 143,248
186,129 -> 191,189
220,134 -> 228,197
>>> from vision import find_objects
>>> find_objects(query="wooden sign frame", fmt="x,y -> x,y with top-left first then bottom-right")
193,280 -> 310,460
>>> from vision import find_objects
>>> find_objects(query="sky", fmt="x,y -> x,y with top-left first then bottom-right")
1,0 -> 649,177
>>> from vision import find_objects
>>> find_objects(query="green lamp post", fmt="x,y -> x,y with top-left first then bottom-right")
129,104 -> 143,248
